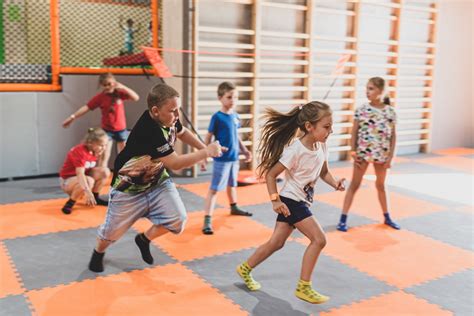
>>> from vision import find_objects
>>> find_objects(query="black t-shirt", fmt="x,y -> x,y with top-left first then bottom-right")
112,110 -> 183,193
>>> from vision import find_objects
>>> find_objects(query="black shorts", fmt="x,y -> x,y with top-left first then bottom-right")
277,195 -> 313,226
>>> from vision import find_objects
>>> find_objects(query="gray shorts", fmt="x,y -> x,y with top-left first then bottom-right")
97,179 -> 187,242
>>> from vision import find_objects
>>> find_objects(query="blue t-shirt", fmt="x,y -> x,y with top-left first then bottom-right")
208,111 -> 240,162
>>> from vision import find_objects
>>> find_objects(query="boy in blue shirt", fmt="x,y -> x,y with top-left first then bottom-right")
202,82 -> 253,235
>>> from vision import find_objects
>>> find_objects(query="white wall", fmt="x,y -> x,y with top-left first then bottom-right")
431,0 -> 473,150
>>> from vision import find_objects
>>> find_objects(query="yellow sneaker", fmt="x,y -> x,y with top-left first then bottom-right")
295,280 -> 329,304
236,262 -> 261,291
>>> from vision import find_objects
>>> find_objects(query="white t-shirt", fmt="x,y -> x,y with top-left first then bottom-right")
279,139 -> 328,206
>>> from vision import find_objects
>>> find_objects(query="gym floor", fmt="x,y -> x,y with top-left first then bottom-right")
0,148 -> 472,316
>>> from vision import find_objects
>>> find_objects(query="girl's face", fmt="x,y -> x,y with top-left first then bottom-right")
306,114 -> 333,143
366,82 -> 383,103
88,137 -> 109,157
151,97 -> 181,128
101,77 -> 116,94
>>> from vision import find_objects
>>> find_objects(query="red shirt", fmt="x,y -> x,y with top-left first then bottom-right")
87,89 -> 130,131
59,144 -> 98,179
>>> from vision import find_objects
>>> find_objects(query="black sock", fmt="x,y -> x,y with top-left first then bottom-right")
61,199 -> 75,214
135,233 -> 154,264
93,192 -> 109,206
88,249 -> 105,273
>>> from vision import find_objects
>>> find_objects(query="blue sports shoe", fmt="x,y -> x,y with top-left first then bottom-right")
384,219 -> 401,230
337,222 -> 348,232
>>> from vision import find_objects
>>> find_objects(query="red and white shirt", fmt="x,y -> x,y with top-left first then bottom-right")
87,89 -> 131,131
59,144 -> 98,179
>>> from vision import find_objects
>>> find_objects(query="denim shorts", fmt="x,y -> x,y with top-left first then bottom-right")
104,129 -> 129,142
97,179 -> 187,242
276,195 -> 313,226
210,160 -> 239,191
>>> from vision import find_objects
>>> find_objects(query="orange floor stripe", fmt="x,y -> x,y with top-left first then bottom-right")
296,224 -> 474,288
27,263 -> 246,316
316,187 -> 445,221
416,156 -> 474,173
321,291 -> 452,316
179,182 -> 271,206
132,210 -> 273,262
0,243 -> 24,298
433,147 -> 474,156
0,199 -> 107,239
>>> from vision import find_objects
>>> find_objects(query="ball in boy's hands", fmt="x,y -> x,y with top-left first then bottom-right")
206,141 -> 223,158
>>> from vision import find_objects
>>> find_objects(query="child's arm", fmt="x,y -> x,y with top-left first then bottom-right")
320,162 -> 345,191
62,105 -> 90,128
349,119 -> 363,168
160,141 -> 222,170
238,138 -> 252,162
384,125 -> 397,168
266,162 -> 290,217
115,82 -> 140,101
75,167 -> 96,206
204,132 -> 213,145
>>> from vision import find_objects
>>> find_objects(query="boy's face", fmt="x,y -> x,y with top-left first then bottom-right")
219,89 -> 238,110
150,97 -> 180,128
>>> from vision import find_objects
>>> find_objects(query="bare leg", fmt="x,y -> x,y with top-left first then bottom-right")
294,217 -> 326,281
203,189 -> 218,234
100,139 -> 113,168
341,160 -> 369,215
227,186 -> 237,204
116,140 -> 126,153
247,222 -> 294,268
373,163 -> 400,229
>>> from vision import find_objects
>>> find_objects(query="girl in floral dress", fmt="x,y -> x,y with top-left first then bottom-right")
337,77 -> 400,232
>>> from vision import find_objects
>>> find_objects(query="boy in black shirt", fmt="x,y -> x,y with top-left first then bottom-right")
89,83 -> 223,272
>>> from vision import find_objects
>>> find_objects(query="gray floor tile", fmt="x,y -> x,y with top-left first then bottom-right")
185,242 -> 395,315
399,210 -> 474,251
4,228 -> 176,291
0,295 -> 31,316
406,269 -> 474,316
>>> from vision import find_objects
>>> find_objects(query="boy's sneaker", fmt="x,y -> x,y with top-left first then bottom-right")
202,222 -> 214,235
230,204 -> 252,216
336,222 -> 348,232
295,282 -> 329,304
236,262 -> 261,291
384,219 -> 401,230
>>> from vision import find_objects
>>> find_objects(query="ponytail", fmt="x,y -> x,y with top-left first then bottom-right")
257,101 -> 331,177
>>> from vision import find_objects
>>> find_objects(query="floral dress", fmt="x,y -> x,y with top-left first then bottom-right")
354,103 -> 397,163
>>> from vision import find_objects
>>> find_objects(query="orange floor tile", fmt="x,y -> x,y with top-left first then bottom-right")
0,199 -> 107,239
416,156 -> 474,173
179,182 -> 271,206
297,224 -> 474,288
132,210 -> 273,262
316,187 -> 445,221
433,147 -> 474,156
27,263 -> 246,316
321,291 -> 452,316
0,243 -> 24,298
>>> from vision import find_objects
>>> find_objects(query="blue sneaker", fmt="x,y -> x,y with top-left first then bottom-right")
337,222 -> 348,232
384,219 -> 401,230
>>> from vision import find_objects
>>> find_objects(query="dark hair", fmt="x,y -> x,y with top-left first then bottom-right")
147,83 -> 180,110
257,101 -> 332,177
83,127 -> 107,144
368,77 -> 390,105
217,81 -> 236,97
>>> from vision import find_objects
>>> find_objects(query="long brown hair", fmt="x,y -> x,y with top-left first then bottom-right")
257,101 -> 332,177
368,77 -> 390,105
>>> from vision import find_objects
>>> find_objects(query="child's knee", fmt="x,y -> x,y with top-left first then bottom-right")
375,181 -> 386,191
310,235 -> 327,249
169,213 -> 188,234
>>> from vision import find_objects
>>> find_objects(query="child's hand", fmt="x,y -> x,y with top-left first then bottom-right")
199,159 -> 207,171
335,178 -> 346,191
62,116 -> 74,128
272,201 -> 290,217
206,141 -> 223,158
383,158 -> 392,169
243,150 -> 252,162
84,191 -> 97,207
